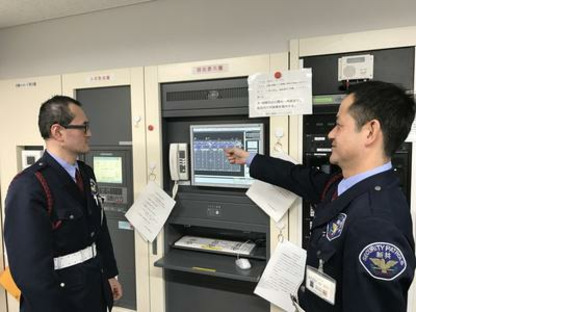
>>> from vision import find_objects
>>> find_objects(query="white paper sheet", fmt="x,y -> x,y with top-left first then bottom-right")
248,69 -> 313,117
254,241 -> 307,312
246,181 -> 298,223
246,152 -> 299,222
125,181 -> 176,242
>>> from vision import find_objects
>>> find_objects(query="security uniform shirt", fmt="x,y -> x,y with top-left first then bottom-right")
250,154 -> 415,312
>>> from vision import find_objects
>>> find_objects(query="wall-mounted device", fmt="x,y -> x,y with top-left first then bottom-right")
189,123 -> 263,188
338,54 -> 374,81
93,154 -> 129,211
89,151 -> 131,213
169,143 -> 190,181
20,149 -> 43,170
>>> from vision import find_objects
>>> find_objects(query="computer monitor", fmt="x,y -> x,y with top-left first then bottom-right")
93,155 -> 123,184
190,123 -> 263,188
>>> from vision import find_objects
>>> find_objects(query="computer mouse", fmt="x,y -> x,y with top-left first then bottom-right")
235,258 -> 252,270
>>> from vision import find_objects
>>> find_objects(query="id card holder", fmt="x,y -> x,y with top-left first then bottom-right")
306,265 -> 336,305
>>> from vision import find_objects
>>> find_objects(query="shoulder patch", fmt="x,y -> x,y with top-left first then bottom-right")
359,242 -> 407,281
326,213 -> 347,241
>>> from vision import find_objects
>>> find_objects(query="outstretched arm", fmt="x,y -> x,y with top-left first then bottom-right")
224,147 -> 333,202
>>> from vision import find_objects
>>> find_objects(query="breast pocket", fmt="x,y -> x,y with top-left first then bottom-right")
56,206 -> 84,220
53,207 -> 86,242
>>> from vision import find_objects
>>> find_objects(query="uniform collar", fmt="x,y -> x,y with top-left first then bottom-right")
337,162 -> 392,196
40,152 -> 88,206
46,150 -> 78,182
312,170 -> 396,229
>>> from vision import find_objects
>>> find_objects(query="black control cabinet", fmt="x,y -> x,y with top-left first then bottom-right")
156,77 -> 271,312
77,86 -> 137,310
300,47 -> 415,247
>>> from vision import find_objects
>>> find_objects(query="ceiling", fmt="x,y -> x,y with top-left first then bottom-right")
0,0 -> 155,29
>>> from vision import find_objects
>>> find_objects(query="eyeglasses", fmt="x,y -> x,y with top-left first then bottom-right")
62,121 -> 90,134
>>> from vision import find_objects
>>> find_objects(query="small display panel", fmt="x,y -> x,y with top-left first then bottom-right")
93,156 -> 123,184
190,123 -> 263,188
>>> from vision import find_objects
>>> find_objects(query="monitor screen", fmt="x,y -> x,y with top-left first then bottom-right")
190,123 -> 263,188
93,156 -> 123,184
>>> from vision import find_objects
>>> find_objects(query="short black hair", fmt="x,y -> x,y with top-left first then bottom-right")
347,81 -> 415,157
38,95 -> 82,139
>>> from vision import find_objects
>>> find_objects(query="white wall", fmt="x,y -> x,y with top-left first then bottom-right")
0,0 -> 415,79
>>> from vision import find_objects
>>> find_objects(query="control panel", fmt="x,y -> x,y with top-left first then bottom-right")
99,186 -> 129,212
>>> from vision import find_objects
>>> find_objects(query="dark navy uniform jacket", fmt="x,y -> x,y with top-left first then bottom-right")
250,154 -> 415,312
4,153 -> 118,312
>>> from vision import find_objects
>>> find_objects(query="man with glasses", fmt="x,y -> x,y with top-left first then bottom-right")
4,95 -> 122,312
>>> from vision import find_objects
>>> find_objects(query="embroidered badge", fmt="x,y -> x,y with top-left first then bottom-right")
90,178 -> 99,195
90,178 -> 103,208
359,242 -> 407,281
326,213 -> 347,241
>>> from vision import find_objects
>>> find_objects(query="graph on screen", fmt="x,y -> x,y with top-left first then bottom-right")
190,123 -> 263,188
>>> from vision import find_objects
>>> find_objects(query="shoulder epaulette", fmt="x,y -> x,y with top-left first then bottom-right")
34,160 -> 49,171
11,160 -> 45,180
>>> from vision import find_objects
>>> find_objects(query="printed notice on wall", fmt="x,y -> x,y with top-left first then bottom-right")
248,69 -> 313,117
